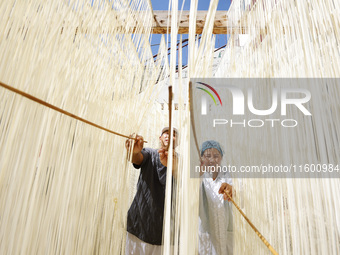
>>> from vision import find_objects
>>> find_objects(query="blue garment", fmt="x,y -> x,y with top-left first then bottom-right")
127,148 -> 167,245
200,140 -> 224,157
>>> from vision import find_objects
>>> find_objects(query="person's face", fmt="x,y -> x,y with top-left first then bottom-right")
159,131 -> 177,148
201,148 -> 222,167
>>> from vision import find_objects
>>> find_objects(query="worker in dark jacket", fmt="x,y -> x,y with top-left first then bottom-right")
125,127 -> 178,254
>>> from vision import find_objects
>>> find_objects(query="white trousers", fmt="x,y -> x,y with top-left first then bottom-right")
125,232 -> 162,255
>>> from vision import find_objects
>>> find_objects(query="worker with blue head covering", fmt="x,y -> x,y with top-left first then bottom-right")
199,140 -> 233,255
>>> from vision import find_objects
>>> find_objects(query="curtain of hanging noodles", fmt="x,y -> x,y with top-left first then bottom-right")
1,0 -> 340,254
0,0 -> 168,254
214,0 -> 340,255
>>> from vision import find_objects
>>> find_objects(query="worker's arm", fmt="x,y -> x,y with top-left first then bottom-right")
125,134 -> 144,165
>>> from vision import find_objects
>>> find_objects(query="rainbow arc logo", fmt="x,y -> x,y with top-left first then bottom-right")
196,82 -> 223,106
196,82 -> 223,115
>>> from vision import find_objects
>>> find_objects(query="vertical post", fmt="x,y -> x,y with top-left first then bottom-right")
167,86 -> 173,151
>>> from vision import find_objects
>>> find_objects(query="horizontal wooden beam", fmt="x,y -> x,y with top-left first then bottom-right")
77,10 -> 246,35
151,10 -> 246,34
151,26 -> 247,34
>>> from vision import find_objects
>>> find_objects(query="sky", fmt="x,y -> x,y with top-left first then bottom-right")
150,0 -> 231,65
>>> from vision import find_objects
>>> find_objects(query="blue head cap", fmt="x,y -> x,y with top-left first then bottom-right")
200,140 -> 224,157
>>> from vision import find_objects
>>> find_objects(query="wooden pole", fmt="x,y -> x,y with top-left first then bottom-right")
0,81 -> 146,142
